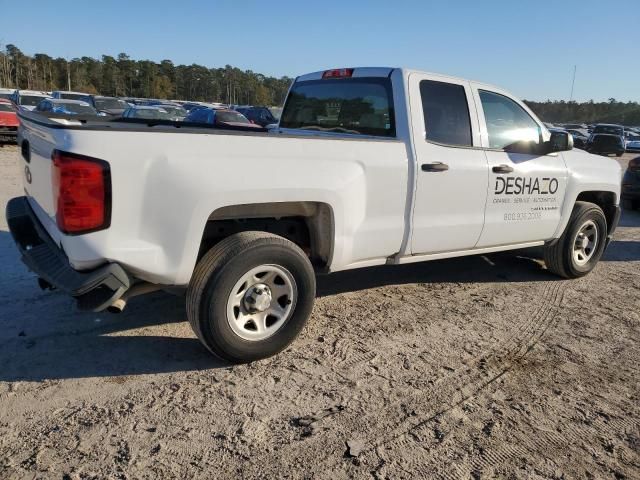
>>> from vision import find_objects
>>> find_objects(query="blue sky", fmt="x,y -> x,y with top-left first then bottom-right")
0,0 -> 637,102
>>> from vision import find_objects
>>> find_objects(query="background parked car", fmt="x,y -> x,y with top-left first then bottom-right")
80,95 -> 130,116
122,105 -> 175,120
233,106 -> 278,127
587,124 -> 625,154
586,133 -> 625,156
626,134 -> 640,153
622,156 -> 640,210
0,87 -> 14,101
565,129 -> 589,149
51,90 -> 90,101
184,107 -> 262,129
0,99 -> 19,140
11,90 -> 51,111
150,103 -> 187,120
35,98 -> 98,116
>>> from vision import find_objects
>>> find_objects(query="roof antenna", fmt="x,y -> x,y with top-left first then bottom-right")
569,65 -> 577,102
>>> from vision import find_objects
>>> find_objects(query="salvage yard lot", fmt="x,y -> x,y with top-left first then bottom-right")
0,145 -> 638,479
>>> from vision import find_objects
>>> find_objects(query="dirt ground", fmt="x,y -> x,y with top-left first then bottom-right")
0,143 -> 638,479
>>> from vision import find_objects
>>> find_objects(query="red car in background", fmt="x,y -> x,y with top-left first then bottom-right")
0,99 -> 19,141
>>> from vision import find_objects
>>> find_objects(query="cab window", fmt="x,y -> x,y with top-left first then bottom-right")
479,90 -> 540,150
280,77 -> 395,137
420,80 -> 472,147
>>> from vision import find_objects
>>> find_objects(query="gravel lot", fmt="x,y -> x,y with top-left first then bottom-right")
0,143 -> 638,479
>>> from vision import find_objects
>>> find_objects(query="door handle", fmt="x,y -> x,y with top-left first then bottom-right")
492,164 -> 514,174
421,162 -> 449,172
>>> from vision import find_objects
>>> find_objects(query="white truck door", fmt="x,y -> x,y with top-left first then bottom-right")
409,73 -> 488,254
471,86 -> 568,247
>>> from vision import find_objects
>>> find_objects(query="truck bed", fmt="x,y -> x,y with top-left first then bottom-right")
17,110 -> 410,286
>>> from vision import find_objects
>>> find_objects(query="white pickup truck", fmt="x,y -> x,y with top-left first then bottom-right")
8,67 -> 621,362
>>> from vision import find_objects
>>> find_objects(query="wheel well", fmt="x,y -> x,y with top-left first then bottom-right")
575,191 -> 617,233
198,202 -> 334,269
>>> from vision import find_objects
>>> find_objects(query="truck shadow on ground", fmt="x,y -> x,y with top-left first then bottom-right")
1,206 -> 639,382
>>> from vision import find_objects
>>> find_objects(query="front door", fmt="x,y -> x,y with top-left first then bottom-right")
472,87 -> 568,247
409,73 -> 488,254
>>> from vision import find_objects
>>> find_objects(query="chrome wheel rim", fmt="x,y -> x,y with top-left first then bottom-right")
226,264 -> 297,341
573,220 -> 598,266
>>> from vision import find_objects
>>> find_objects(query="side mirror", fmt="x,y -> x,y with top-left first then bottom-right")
545,130 -> 573,154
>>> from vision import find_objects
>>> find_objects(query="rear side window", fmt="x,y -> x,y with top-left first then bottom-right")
420,80 -> 472,147
280,77 -> 395,137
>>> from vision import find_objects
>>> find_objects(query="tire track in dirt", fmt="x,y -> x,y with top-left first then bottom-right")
368,280 -> 639,479
295,278 -> 567,476
369,281 -> 565,446
255,280 -> 568,476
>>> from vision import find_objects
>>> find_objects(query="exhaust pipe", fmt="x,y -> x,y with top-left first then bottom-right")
38,277 -> 55,291
107,298 -> 127,314
106,282 -> 163,314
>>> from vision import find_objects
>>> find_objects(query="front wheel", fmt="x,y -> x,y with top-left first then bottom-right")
186,231 -> 316,363
544,201 -> 607,279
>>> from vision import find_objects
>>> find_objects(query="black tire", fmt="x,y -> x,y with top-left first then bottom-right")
186,231 -> 316,363
544,201 -> 607,279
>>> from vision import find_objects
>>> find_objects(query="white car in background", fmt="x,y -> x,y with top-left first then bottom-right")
0,87 -> 15,102
626,134 -> 640,152
51,90 -> 91,101
12,90 -> 51,111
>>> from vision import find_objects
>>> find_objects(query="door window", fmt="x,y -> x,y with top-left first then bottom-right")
420,80 -> 472,147
479,90 -> 540,150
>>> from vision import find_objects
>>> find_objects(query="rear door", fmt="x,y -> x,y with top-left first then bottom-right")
472,86 -> 568,247
409,73 -> 488,254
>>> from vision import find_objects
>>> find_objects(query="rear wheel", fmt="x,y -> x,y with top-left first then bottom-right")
544,201 -> 607,279
186,231 -> 316,363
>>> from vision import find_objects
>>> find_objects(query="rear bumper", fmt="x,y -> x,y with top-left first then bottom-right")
6,196 -> 130,311
0,126 -> 18,137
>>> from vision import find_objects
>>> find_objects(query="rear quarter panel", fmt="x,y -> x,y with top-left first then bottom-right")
39,128 -> 409,285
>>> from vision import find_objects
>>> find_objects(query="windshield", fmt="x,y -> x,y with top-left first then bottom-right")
594,125 -> 623,135
157,105 -> 187,117
132,108 -> 172,120
20,95 -> 48,106
52,103 -> 96,115
95,98 -> 129,110
216,111 -> 250,124
280,77 -> 395,137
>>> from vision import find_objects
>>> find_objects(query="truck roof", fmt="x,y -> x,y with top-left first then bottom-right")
296,67 -> 504,93
17,90 -> 50,95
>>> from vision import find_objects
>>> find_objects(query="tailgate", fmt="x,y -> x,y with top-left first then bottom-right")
19,113 -> 64,221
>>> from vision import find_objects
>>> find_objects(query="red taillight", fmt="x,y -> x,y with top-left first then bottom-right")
322,68 -> 354,79
51,150 -> 111,234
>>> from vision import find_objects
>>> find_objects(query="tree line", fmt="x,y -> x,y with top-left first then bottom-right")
1,44 -> 639,122
523,99 -> 640,126
0,44 -> 292,106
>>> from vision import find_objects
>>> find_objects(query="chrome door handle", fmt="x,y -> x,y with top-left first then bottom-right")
421,162 -> 449,172
492,164 -> 514,174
